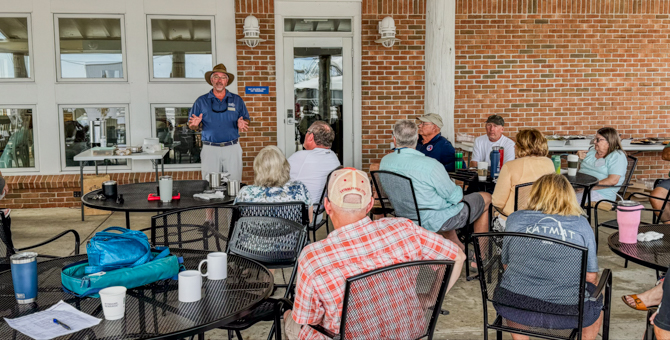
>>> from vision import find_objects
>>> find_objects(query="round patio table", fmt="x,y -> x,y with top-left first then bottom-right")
82,180 -> 235,229
0,249 -> 274,340
563,172 -> 598,188
608,224 -> 670,272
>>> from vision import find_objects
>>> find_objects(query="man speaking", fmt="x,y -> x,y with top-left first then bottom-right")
189,64 -> 250,181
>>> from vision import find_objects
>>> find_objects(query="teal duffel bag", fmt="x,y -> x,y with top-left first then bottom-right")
61,248 -> 183,298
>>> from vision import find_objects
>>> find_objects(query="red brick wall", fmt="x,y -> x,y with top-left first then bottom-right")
455,0 -> 670,180
361,0 -> 426,172
3,171 -> 200,209
235,0 -> 277,184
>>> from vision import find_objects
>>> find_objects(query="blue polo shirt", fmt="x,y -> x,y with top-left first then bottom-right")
416,133 -> 456,172
189,90 -> 250,143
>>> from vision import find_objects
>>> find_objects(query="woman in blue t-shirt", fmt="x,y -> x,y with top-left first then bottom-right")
496,173 -> 603,340
576,127 -> 628,202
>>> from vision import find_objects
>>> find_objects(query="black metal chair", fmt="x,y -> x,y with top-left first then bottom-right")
586,155 -> 638,222
308,166 -> 342,241
221,217 -> 308,340
233,201 -> 309,227
277,259 -> 455,340
147,205 -> 235,252
0,210 -> 80,271
369,170 -> 395,219
371,170 -> 475,279
472,232 -> 612,340
489,182 -> 535,232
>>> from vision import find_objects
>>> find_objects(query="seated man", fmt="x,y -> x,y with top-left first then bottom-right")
650,143 -> 670,223
283,168 -> 465,340
288,121 -> 341,217
470,114 -> 515,167
416,113 -> 456,172
380,120 -> 491,252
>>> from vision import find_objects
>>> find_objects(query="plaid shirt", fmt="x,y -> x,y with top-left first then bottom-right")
292,217 -> 460,340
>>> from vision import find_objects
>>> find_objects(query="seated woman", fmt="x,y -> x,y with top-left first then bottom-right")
495,173 -> 602,340
576,127 -> 628,202
234,145 -> 312,221
491,129 -> 555,226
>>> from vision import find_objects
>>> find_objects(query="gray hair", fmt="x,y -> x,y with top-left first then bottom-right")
393,120 -> 419,148
253,146 -> 290,187
309,121 -> 335,148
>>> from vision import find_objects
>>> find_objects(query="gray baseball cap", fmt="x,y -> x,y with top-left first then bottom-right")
417,113 -> 444,129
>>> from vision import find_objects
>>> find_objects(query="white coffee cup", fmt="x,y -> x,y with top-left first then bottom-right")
198,252 -> 227,280
477,162 -> 489,181
99,286 -> 127,320
178,270 -> 202,303
567,154 -> 579,176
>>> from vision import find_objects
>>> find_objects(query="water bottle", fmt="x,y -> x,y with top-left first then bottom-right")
490,147 -> 501,180
455,152 -> 463,170
499,147 -> 505,169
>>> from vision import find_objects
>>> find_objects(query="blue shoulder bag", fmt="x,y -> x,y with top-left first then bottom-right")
85,227 -> 152,274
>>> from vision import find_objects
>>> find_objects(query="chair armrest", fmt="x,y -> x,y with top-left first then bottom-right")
16,229 -> 81,255
593,268 -> 612,299
594,199 -> 617,211
308,324 -> 339,340
629,192 -> 664,201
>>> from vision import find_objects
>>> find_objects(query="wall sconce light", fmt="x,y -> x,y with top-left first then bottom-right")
375,16 -> 400,48
238,15 -> 265,48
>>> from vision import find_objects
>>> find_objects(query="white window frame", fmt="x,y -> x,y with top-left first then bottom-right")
54,14 -> 128,83
58,104 -> 131,171
0,14 -> 35,82
150,103 -> 200,169
147,15 -> 216,83
0,105 -> 39,172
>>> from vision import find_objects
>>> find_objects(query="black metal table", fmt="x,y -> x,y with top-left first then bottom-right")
608,224 -> 670,272
0,249 -> 273,340
451,170 -> 599,196
82,180 -> 235,229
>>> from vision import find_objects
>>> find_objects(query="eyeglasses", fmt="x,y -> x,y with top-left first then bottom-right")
211,75 -> 228,81
594,137 -> 607,143
418,122 -> 433,127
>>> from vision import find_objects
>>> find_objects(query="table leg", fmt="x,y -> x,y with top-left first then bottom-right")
95,161 -> 99,176
161,158 -> 164,175
80,162 -> 85,221
125,211 -> 130,229
154,160 -> 159,182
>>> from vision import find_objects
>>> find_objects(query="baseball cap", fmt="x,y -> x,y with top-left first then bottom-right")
417,113 -> 444,129
327,168 -> 372,209
486,114 -> 505,126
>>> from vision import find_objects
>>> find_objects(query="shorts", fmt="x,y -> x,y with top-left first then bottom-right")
654,265 -> 670,331
657,179 -> 670,191
493,283 -> 603,329
438,193 -> 486,232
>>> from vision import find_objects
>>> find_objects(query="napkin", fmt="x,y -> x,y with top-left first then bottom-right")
637,231 -> 664,242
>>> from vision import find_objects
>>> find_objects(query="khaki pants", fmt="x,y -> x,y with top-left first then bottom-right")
200,143 -> 243,182
284,311 -> 303,340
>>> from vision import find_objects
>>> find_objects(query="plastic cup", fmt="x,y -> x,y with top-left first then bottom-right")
477,162 -> 488,181
99,286 -> 127,320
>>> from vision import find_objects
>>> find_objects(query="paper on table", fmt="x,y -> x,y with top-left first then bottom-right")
4,300 -> 102,339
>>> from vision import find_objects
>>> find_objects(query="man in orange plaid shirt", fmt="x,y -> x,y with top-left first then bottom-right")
283,168 -> 466,339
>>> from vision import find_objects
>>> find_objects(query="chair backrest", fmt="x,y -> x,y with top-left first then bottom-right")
370,170 -> 394,211
311,166 -> 343,227
150,205 -> 234,252
620,155 -> 638,197
370,170 -> 421,226
335,260 -> 454,340
228,217 -> 307,267
513,182 -> 535,212
472,232 -> 588,334
0,212 -> 14,270
234,201 -> 309,226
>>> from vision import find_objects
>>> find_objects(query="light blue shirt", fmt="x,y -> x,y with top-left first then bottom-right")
380,148 -> 463,232
578,148 -> 627,201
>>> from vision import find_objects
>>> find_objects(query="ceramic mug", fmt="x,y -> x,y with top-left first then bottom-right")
198,252 -> 227,280
178,270 -> 202,302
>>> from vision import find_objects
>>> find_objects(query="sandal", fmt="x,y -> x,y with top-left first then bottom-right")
622,294 -> 657,311
468,249 -> 478,271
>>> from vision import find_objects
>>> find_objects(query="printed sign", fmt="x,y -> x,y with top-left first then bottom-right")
245,86 -> 269,94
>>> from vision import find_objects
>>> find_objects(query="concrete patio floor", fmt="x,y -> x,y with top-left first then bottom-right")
9,206 -> 661,339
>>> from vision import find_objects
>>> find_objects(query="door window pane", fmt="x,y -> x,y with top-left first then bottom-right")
57,17 -> 124,79
62,107 -> 127,167
294,48 -> 344,164
0,109 -> 34,168
0,17 -> 31,78
150,18 -> 213,79
154,107 -> 201,165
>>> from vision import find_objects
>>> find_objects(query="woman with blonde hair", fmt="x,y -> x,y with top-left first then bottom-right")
491,129 -> 555,225
234,146 -> 311,214
495,173 -> 602,340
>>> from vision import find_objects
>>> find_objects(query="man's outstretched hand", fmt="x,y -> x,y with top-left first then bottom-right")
188,114 -> 203,128
238,117 -> 249,132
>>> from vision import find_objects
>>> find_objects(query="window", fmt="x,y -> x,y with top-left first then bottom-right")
284,18 -> 352,32
148,17 -> 214,80
0,108 -> 35,168
61,106 -> 127,168
153,105 -> 201,166
55,15 -> 125,80
0,16 -> 32,79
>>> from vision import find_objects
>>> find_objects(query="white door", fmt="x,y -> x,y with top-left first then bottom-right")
282,37 -> 353,166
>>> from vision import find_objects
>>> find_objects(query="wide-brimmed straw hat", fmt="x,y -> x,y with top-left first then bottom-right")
205,63 -> 235,86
